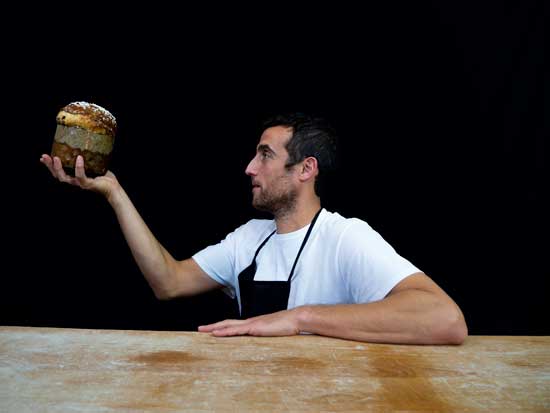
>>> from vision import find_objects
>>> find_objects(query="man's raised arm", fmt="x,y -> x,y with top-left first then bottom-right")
40,154 -> 221,300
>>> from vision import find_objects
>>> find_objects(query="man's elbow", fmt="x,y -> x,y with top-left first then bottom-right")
152,282 -> 177,301
154,288 -> 172,301
153,282 -> 195,301
437,306 -> 468,345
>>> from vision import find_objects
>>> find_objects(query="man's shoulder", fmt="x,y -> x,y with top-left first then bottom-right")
239,217 -> 275,230
320,209 -> 373,237
229,217 -> 276,243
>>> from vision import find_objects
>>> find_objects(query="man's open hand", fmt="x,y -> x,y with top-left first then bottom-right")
198,308 -> 303,337
40,154 -> 119,200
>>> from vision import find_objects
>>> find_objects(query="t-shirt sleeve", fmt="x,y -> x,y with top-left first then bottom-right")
337,219 -> 421,303
192,228 -> 241,297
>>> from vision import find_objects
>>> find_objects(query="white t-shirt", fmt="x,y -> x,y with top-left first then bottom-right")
192,209 -> 420,314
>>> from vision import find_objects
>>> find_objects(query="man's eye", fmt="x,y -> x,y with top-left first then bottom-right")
261,152 -> 270,159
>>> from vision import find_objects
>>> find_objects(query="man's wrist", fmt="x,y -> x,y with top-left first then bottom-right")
294,305 -> 315,334
107,184 -> 124,207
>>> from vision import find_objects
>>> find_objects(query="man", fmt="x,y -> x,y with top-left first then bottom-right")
41,112 -> 468,344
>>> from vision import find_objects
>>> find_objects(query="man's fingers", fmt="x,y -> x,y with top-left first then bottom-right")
74,155 -> 91,187
198,319 -> 245,332
198,320 -> 232,332
199,318 -> 253,336
210,325 -> 250,337
40,154 -> 57,177
74,155 -> 87,177
52,156 -> 73,183
54,156 -> 83,186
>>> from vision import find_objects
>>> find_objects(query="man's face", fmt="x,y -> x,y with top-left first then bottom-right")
245,126 -> 298,215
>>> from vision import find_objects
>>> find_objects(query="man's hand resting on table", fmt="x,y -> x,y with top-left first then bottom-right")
199,309 -> 302,337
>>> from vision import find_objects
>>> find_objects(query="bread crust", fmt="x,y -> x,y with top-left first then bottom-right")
56,102 -> 116,136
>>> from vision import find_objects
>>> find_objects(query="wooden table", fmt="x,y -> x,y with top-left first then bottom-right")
1,327 -> 549,412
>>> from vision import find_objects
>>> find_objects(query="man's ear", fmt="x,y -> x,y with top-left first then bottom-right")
300,157 -> 319,181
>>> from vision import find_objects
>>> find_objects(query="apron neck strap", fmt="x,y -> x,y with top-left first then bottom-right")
287,208 -> 323,282
253,229 -> 277,261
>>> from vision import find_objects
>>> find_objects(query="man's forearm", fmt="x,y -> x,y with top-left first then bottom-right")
295,290 -> 468,345
107,185 -> 176,298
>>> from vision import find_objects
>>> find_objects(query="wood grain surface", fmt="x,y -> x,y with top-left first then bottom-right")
1,327 -> 549,412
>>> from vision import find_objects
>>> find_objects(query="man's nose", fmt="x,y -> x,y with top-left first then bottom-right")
245,157 -> 257,176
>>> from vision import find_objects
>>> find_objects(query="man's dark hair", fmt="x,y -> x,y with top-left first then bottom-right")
262,112 -> 338,196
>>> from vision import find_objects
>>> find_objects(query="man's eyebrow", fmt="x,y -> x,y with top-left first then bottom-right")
257,144 -> 277,155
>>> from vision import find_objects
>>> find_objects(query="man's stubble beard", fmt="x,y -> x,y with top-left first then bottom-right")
253,182 -> 298,220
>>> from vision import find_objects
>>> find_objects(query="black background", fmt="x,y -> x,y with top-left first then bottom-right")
2,2 -> 547,335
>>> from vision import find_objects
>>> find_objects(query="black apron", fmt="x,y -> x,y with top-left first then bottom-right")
238,208 -> 322,319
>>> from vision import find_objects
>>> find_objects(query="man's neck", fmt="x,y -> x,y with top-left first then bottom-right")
274,198 -> 321,234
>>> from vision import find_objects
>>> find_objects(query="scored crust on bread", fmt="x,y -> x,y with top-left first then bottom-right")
56,101 -> 117,136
